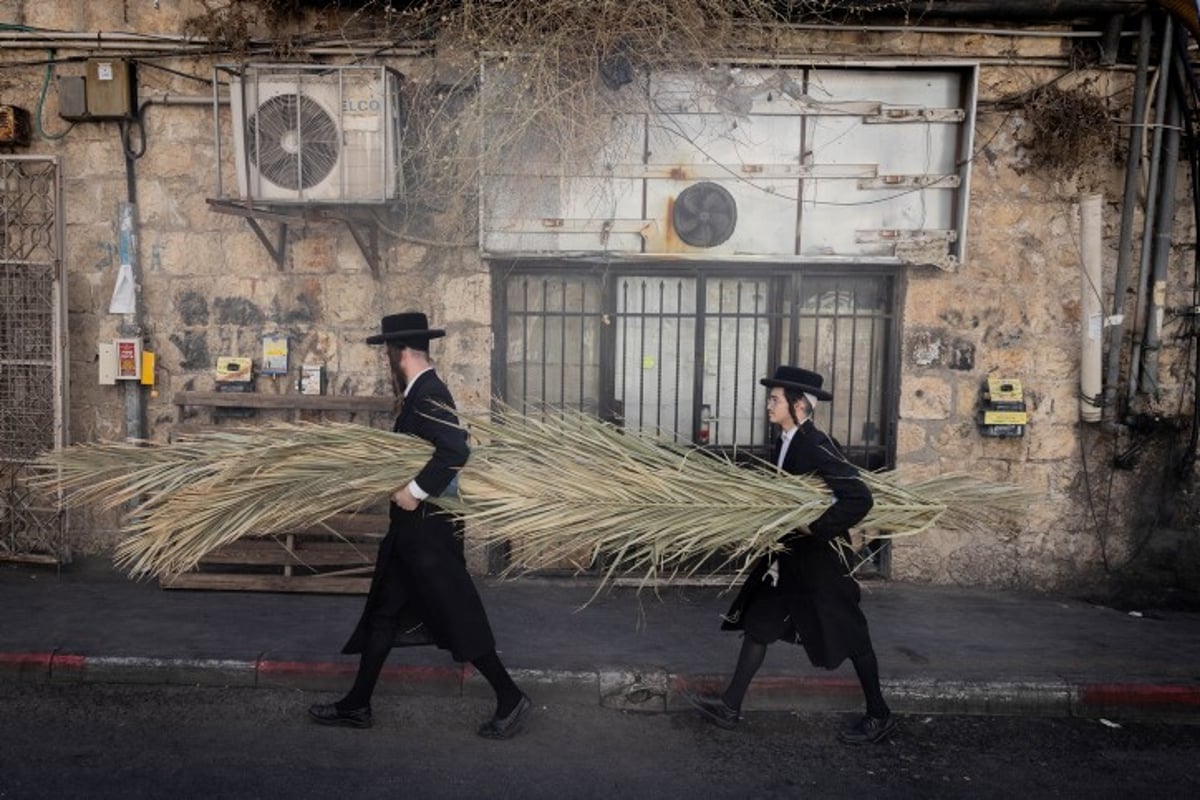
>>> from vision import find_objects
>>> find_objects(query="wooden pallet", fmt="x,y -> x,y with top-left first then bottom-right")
159,512 -> 388,594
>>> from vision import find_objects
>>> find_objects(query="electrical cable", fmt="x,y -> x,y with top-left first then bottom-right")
34,49 -> 75,141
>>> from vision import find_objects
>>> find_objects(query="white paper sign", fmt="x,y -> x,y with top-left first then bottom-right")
109,263 -> 137,314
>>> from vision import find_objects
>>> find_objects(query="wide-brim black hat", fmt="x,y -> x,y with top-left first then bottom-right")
759,365 -> 833,400
366,312 -> 446,346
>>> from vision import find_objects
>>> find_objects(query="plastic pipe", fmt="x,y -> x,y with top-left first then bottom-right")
1081,193 -> 1105,423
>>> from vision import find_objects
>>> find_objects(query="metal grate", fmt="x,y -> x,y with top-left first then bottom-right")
496,265 -> 896,469
0,156 -> 68,564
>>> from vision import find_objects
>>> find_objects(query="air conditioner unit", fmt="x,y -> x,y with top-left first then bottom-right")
230,64 -> 403,204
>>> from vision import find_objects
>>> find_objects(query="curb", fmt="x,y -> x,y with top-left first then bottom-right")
2,652 -> 1197,721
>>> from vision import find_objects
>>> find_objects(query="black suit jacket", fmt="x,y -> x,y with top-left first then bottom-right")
773,418 -> 873,547
393,369 -> 468,499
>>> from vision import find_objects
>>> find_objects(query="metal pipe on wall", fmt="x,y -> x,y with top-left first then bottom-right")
1104,12 -> 1154,425
1141,77 -> 1183,395
1081,193 -> 1105,423
1130,15 -> 1175,401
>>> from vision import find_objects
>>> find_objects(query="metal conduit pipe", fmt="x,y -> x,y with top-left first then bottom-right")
1104,12 -> 1155,426
1081,193 -> 1105,423
1141,72 -> 1184,396
1130,15 -> 1175,401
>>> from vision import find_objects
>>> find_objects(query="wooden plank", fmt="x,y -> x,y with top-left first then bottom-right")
161,573 -> 372,594
173,391 -> 395,413
199,543 -> 375,567
156,513 -> 390,594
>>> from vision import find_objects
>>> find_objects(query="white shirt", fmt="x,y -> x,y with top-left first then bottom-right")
777,426 -> 797,469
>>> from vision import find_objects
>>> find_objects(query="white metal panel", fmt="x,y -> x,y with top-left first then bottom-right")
801,69 -> 965,263
480,65 -> 973,265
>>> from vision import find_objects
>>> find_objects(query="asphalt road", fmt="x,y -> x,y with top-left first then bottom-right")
2,683 -> 1198,800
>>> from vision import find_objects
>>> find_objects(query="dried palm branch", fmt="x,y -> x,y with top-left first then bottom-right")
32,407 -> 1031,588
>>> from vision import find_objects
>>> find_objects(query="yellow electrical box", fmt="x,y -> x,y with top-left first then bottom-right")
979,377 -> 1027,437
140,351 -> 156,386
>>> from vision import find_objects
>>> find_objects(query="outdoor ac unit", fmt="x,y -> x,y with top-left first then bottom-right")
230,64 -> 403,204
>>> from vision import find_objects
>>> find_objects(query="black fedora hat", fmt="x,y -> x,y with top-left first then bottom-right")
760,365 -> 833,401
366,312 -> 446,346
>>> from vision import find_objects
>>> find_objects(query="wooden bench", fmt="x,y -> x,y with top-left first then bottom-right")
159,511 -> 389,594
172,390 -> 396,423
163,392 -> 398,594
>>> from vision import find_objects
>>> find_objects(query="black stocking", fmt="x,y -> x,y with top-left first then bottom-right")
471,650 -> 523,718
722,636 -> 768,712
851,650 -> 890,718
339,624 -> 394,710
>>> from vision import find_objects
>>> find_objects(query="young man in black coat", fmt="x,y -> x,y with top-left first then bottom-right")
308,312 -> 532,739
687,365 -> 895,744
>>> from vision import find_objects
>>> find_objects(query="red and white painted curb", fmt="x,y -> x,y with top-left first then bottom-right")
2,651 -> 1197,720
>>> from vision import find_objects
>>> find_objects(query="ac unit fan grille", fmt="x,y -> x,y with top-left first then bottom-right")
246,94 -> 340,191
673,182 -> 737,248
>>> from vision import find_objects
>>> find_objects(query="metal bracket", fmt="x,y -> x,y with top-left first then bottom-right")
205,198 -> 390,277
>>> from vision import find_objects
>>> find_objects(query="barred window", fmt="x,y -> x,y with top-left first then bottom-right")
493,264 -> 898,472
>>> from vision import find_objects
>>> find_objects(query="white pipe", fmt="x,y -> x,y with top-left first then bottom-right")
1080,193 -> 1104,423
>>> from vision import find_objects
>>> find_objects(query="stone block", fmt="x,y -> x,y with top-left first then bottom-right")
441,273 -> 492,325
25,4 -> 83,30
1027,424 -> 1077,462
899,375 -> 952,420
148,231 -> 227,276
895,420 -> 927,458
221,231 -> 279,276
292,236 -> 338,274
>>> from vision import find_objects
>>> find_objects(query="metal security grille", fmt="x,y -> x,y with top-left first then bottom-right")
494,264 -> 897,469
0,155 -> 68,564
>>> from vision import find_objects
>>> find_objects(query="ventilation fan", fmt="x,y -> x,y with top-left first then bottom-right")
673,182 -> 737,248
230,65 -> 403,204
245,93 -> 340,191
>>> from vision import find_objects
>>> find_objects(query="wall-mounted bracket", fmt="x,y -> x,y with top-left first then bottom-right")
206,198 -> 392,277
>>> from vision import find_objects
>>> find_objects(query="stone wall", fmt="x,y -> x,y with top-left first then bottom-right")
2,1 -> 1195,590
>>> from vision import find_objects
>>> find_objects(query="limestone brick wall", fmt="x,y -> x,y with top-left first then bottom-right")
3,2 -> 1194,588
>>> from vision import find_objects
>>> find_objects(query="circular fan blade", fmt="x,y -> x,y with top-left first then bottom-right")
247,93 -> 340,191
672,182 -> 737,247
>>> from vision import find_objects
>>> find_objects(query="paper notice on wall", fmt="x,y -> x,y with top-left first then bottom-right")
109,263 -> 137,314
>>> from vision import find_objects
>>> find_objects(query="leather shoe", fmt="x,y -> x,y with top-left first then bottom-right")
307,702 -> 373,729
477,695 -> 533,740
684,691 -> 740,730
838,713 -> 897,744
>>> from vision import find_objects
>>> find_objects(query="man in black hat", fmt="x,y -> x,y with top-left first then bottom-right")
308,312 -> 532,739
686,365 -> 895,744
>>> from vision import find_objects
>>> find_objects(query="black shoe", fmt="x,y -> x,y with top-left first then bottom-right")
684,691 -> 740,730
477,695 -> 533,740
307,702 -> 373,729
838,713 -> 896,744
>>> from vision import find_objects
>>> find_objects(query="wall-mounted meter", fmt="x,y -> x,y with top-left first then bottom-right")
58,59 -> 136,122
979,377 -> 1027,438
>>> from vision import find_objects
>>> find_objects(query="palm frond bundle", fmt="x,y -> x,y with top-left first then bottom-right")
32,407 -> 1031,588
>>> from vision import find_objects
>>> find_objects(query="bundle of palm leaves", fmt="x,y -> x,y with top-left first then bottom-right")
32,406 -> 1030,588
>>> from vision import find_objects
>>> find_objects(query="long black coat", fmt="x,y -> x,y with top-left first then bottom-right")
721,418 -> 875,669
341,369 -> 496,663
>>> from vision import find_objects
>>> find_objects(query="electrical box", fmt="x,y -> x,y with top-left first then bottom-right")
0,105 -> 31,146
98,342 -> 117,385
86,59 -> 135,119
214,357 -> 255,419
979,378 -> 1027,438
57,76 -> 87,120
114,338 -> 143,381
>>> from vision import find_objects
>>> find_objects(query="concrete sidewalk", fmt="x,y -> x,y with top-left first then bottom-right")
2,558 -> 1198,721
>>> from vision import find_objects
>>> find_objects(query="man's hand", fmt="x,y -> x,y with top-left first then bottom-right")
391,485 -> 419,511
